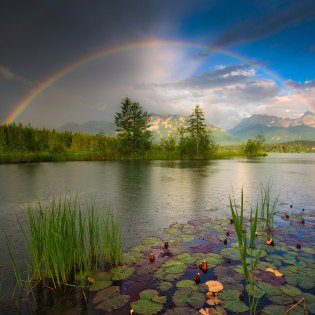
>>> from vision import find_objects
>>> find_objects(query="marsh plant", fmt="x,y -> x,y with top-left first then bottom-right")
9,196 -> 122,290
259,181 -> 278,229
229,190 -> 265,315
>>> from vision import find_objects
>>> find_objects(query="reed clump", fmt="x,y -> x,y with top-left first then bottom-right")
16,196 -> 122,289
229,190 -> 265,315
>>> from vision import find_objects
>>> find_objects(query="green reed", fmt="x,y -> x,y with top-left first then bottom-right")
259,181 -> 278,229
229,190 -> 265,315
9,196 -> 122,289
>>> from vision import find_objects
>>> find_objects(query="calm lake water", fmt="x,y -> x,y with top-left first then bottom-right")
0,153 -> 315,314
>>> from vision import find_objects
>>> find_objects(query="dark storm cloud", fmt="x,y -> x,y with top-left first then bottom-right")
0,0 -> 196,73
0,65 -> 17,80
214,1 -> 315,46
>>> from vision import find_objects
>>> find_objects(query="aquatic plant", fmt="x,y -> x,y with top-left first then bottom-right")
10,196 -> 122,289
259,181 -> 278,229
229,190 -> 265,315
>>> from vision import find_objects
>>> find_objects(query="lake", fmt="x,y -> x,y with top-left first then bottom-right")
1,153 -> 314,314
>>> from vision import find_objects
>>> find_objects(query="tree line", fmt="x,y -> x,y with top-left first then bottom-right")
0,97 -> 267,163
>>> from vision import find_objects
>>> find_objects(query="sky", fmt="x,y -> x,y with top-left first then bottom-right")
1,0 -> 315,129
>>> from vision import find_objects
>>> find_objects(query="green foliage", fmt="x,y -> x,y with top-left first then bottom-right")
243,134 -> 266,156
229,190 -> 265,315
115,97 -> 152,154
187,105 -> 212,157
9,196 -> 122,289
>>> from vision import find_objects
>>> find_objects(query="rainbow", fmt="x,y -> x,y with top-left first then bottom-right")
3,39 -> 314,124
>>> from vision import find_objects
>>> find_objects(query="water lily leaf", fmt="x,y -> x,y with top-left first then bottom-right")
132,289 -> 166,315
90,271 -> 111,281
96,294 -> 130,312
280,284 -> 302,297
164,307 -> 199,314
164,227 -> 181,235
131,299 -> 163,315
214,265 -> 244,282
175,234 -> 195,243
303,293 -> 315,313
122,251 -> 143,265
173,287 -> 205,308
220,247 -> 240,259
245,284 -> 265,298
177,253 -> 196,264
142,236 -> 162,246
256,281 -> 281,296
220,277 -> 243,291
92,286 -> 130,312
130,244 -> 148,252
89,280 -> 113,291
159,281 -> 173,291
154,259 -> 187,280
268,294 -> 294,305
261,304 -> 286,314
193,253 -> 223,268
110,266 -> 134,280
220,289 -> 249,313
177,280 -> 198,290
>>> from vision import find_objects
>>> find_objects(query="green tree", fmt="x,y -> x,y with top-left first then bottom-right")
243,134 -> 266,156
187,105 -> 211,157
115,97 -> 152,154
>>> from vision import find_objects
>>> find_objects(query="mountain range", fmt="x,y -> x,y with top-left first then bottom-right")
58,111 -> 315,144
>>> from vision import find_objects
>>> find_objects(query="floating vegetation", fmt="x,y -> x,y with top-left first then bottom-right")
6,192 -> 315,315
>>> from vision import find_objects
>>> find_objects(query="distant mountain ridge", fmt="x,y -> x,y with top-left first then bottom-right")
229,112 -> 315,143
58,111 -> 315,144
58,114 -> 240,144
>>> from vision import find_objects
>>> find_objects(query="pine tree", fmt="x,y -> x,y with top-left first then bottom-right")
188,105 -> 208,157
115,97 -> 152,154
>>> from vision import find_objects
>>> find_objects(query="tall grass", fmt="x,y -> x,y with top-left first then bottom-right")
229,190 -> 265,315
10,196 -> 122,289
259,181 -> 278,229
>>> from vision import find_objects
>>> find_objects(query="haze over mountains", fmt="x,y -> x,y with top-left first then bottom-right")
58,112 -> 315,144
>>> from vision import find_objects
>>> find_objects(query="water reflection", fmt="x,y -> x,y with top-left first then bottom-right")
1,154 -> 315,314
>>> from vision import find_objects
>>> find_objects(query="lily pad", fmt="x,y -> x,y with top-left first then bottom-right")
142,236 -> 162,246
268,294 -> 294,305
220,247 -> 240,259
261,304 -> 286,314
110,266 -> 134,280
164,307 -> 199,314
177,253 -> 195,264
159,281 -> 173,291
173,287 -> 206,308
176,280 -> 198,290
280,284 -> 302,297
245,284 -> 265,298
193,253 -> 223,268
92,286 -> 130,312
122,251 -> 144,265
164,227 -> 181,235
154,259 -> 187,281
89,280 -> 113,291
132,289 -> 166,315
220,289 -> 249,313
